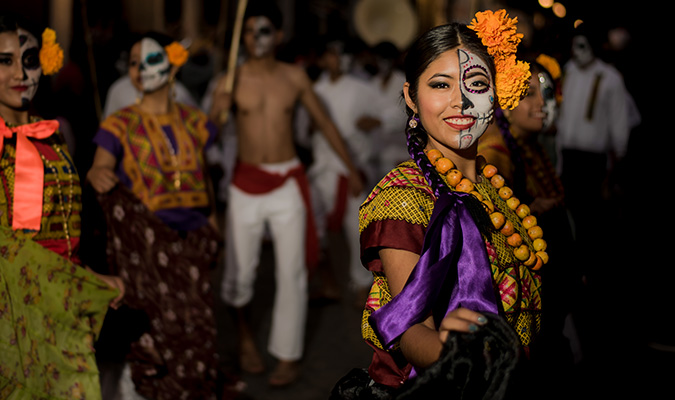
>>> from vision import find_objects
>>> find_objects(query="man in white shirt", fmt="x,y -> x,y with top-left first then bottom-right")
555,26 -> 631,279
306,39 -> 384,305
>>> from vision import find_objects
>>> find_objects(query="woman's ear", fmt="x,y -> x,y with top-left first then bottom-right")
403,82 -> 417,114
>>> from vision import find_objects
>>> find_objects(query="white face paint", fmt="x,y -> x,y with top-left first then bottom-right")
251,17 -> 276,57
571,35 -> 594,68
18,28 -> 41,108
538,71 -> 557,132
457,49 -> 494,148
139,38 -> 170,92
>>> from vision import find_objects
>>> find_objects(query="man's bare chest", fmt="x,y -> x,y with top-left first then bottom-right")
234,76 -> 299,115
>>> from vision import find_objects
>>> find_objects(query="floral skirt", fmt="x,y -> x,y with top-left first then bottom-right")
98,185 -> 222,400
0,226 -> 117,399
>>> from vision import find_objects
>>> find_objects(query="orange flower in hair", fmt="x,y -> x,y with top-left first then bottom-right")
165,41 -> 189,67
468,9 -> 530,109
536,54 -> 561,80
39,28 -> 64,75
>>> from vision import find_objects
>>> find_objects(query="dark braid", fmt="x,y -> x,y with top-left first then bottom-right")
406,115 -> 451,199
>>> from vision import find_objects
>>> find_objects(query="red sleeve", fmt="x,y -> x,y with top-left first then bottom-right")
360,218 -> 425,273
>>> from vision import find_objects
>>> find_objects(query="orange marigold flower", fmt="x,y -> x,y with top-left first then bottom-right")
468,9 -> 529,110
165,41 -> 189,67
496,60 -> 531,109
41,28 -> 57,45
39,28 -> 64,76
536,54 -> 561,80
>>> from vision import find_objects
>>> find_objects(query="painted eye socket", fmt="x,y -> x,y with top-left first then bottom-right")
462,65 -> 490,94
145,52 -> 165,66
257,27 -> 273,36
22,48 -> 40,70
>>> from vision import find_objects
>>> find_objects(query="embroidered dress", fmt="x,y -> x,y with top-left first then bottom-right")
98,185 -> 221,400
93,103 -> 217,231
359,160 -> 542,387
0,119 -> 117,400
93,104 -> 221,398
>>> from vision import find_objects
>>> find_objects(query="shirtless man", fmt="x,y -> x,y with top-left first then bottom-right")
210,2 -> 363,387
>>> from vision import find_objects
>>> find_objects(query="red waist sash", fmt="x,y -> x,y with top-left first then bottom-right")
232,160 -> 319,272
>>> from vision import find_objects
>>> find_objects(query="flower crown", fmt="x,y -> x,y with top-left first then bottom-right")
164,41 -> 189,67
39,28 -> 64,75
468,9 -> 530,110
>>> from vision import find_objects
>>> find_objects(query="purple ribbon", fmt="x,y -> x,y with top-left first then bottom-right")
369,191 -> 499,350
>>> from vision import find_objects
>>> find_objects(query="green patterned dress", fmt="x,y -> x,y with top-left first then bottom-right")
0,118 -> 117,399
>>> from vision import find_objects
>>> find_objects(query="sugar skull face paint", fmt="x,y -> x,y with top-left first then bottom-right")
408,48 -> 494,154
245,17 -> 276,58
538,70 -> 557,132
456,48 -> 494,148
571,35 -> 594,67
18,28 -> 41,108
139,38 -> 170,92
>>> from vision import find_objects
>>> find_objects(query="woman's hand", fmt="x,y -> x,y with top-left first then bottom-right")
87,147 -> 119,194
438,307 -> 488,343
86,267 -> 125,309
86,166 -> 118,194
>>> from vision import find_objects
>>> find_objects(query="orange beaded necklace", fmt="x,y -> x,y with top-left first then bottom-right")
425,148 -> 549,270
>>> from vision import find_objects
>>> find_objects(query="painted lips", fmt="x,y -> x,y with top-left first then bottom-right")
444,116 -> 476,131
11,86 -> 28,92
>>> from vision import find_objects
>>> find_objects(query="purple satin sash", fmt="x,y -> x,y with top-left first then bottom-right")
369,191 -> 499,350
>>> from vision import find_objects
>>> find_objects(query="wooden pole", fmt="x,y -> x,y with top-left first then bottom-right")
79,0 -> 102,122
225,0 -> 248,93
218,0 -> 248,125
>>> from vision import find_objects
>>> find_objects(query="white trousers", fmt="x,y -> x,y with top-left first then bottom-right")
309,168 -> 373,289
221,162 -> 308,361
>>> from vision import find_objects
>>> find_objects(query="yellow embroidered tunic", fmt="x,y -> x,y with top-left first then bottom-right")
359,160 -> 542,386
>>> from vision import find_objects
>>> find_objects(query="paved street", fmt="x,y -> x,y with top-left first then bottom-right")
213,232 -> 372,400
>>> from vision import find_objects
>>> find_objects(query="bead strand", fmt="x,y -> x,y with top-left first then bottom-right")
39,144 -> 74,260
426,148 -> 549,270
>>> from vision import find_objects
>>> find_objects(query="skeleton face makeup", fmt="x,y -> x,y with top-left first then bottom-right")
408,48 -> 494,154
18,28 -> 41,108
538,71 -> 557,132
139,38 -> 171,92
456,49 -> 494,148
246,17 -> 276,58
571,35 -> 594,68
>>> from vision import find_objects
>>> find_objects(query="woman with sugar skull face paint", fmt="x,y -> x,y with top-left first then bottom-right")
0,13 -> 124,400
87,31 -> 238,400
333,11 -> 550,398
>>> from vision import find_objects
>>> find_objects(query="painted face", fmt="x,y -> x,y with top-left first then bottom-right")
410,48 -> 494,152
244,17 -> 276,58
138,38 -> 170,92
538,71 -> 557,132
571,35 -> 594,67
457,49 -> 494,147
0,31 -> 25,112
18,28 -> 41,108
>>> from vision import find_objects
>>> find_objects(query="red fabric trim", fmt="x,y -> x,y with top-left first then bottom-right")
231,160 -> 319,272
366,341 -> 413,388
325,174 -> 348,232
360,219 -> 426,273
35,237 -> 81,265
